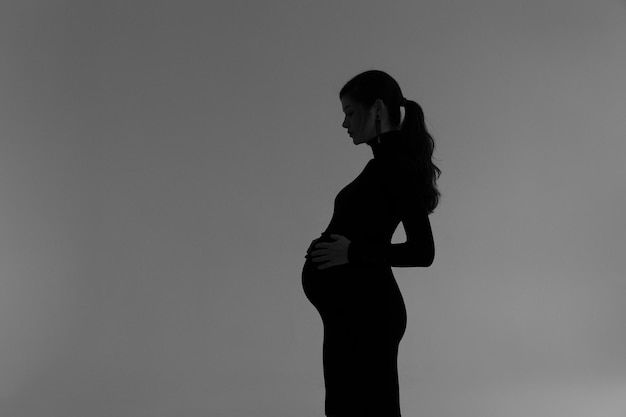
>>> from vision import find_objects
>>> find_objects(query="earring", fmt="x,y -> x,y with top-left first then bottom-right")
375,114 -> 381,143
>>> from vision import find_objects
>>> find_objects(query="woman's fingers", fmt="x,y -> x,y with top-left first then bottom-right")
307,238 -> 322,253
317,260 -> 333,270
310,247 -> 332,263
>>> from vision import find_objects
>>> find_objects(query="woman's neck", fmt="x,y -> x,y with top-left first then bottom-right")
367,129 -> 403,158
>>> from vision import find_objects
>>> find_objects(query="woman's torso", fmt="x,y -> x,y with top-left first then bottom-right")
302,158 -> 405,312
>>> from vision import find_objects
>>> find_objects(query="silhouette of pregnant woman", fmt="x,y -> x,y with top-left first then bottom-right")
302,70 -> 440,417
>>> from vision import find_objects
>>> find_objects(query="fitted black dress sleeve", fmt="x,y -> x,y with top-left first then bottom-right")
346,158 -> 435,267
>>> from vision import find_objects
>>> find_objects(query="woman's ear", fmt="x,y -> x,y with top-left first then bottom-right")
374,98 -> 385,115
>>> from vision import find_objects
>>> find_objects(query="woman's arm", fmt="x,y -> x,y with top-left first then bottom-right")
347,160 -> 435,267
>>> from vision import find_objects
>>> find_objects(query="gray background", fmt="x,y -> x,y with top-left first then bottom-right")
1,1 -> 625,416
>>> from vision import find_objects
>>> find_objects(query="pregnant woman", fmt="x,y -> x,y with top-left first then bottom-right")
302,70 -> 440,417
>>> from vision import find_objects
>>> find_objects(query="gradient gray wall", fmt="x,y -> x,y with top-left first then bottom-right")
1,1 -> 625,416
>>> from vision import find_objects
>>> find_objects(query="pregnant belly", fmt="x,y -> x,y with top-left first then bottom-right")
302,258 -> 405,329
301,257 -> 355,310
302,255 -> 390,315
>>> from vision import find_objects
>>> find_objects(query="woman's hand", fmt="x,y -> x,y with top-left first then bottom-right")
309,234 -> 351,270
306,237 -> 322,259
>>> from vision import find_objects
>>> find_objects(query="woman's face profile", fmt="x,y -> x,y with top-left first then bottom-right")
341,95 -> 374,145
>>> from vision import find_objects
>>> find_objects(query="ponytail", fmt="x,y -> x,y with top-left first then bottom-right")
401,99 -> 441,214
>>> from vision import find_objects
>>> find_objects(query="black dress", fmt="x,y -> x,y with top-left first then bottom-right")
302,130 -> 435,417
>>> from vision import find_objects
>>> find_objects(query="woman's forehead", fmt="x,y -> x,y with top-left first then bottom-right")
340,96 -> 358,110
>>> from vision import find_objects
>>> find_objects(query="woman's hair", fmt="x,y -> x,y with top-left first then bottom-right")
340,70 -> 441,214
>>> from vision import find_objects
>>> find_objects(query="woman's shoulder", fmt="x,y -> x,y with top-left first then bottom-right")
373,154 -> 415,175
373,155 -> 423,194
